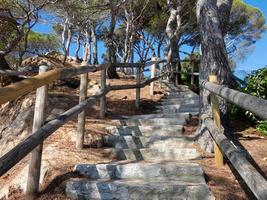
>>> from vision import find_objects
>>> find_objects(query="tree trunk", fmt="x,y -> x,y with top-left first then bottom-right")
83,30 -> 91,64
107,0 -> 119,79
166,0 -> 182,84
217,0 -> 233,35
196,0 -> 233,152
91,27 -> 98,64
75,31 -> 81,61
63,26 -> 72,64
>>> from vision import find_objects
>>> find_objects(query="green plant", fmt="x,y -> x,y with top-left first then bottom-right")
256,121 -> 267,136
230,67 -> 267,135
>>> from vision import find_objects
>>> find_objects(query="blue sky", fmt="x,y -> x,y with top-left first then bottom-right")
33,1 -> 267,71
237,0 -> 267,72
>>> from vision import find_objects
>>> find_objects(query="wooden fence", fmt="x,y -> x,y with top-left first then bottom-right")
0,58 -> 168,200
201,75 -> 267,200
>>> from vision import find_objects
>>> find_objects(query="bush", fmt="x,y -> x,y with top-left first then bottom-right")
231,67 -> 267,135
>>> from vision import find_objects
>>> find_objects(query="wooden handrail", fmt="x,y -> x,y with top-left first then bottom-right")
200,80 -> 267,120
0,90 -> 107,176
201,75 -> 267,200
203,115 -> 267,200
0,73 -> 166,177
0,59 -> 167,105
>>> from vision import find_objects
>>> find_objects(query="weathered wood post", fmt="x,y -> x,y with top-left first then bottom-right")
190,67 -> 194,86
209,75 -> 224,167
76,70 -> 88,150
100,67 -> 107,118
135,66 -> 141,109
159,60 -> 163,89
150,57 -> 156,96
26,65 -> 48,200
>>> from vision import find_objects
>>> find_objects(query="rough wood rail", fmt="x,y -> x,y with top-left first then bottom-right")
0,58 -> 168,200
201,75 -> 267,200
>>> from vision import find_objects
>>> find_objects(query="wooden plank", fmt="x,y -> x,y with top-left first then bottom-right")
200,80 -> 267,120
109,75 -> 164,91
209,75 -> 224,167
0,90 -> 107,177
76,72 -> 88,150
0,70 -> 165,177
203,116 -> 267,200
0,64 -> 110,105
25,66 -> 48,200
100,68 -> 106,119
0,68 -> 61,105
0,60 -> 168,105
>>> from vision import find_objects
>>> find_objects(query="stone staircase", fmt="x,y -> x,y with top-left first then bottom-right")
65,82 -> 215,200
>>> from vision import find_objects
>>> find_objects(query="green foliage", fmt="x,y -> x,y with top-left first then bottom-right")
256,122 -> 267,136
230,67 -> 267,135
244,67 -> 267,99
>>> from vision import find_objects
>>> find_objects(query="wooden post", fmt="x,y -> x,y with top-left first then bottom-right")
190,66 -> 194,86
159,61 -> 163,89
209,75 -> 224,167
26,65 -> 48,200
100,68 -> 106,118
76,72 -> 88,150
150,57 -> 156,96
135,66 -> 141,109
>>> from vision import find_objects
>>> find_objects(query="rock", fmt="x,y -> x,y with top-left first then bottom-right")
0,160 -> 49,199
88,84 -> 101,95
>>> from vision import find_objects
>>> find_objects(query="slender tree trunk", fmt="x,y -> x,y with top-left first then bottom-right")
63,26 -> 72,64
196,0 -> 233,152
83,30 -> 91,64
91,26 -> 98,64
75,31 -> 81,61
166,0 -> 182,84
107,0 -> 119,79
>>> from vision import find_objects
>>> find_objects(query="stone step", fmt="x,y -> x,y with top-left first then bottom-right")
74,162 -> 204,181
159,99 -> 200,106
111,117 -> 187,126
104,135 -> 193,149
105,125 -> 184,137
66,178 -> 215,200
160,96 -> 199,103
157,107 -> 199,115
162,95 -> 199,101
113,148 -> 201,161
121,113 -> 190,120
156,104 -> 199,110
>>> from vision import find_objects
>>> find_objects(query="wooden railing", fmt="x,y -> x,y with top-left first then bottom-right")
201,75 -> 267,200
0,58 -> 168,200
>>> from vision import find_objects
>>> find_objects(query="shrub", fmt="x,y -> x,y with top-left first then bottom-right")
231,67 -> 267,135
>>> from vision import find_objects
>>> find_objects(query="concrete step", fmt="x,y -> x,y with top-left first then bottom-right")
74,162 -> 205,181
156,104 -> 199,110
66,178 -> 215,200
160,97 -> 199,103
104,135 -> 193,149
157,107 -> 199,115
113,148 -> 201,161
111,117 -> 187,126
121,113 -> 190,120
159,99 -> 200,106
105,125 -> 184,137
162,95 -> 199,101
